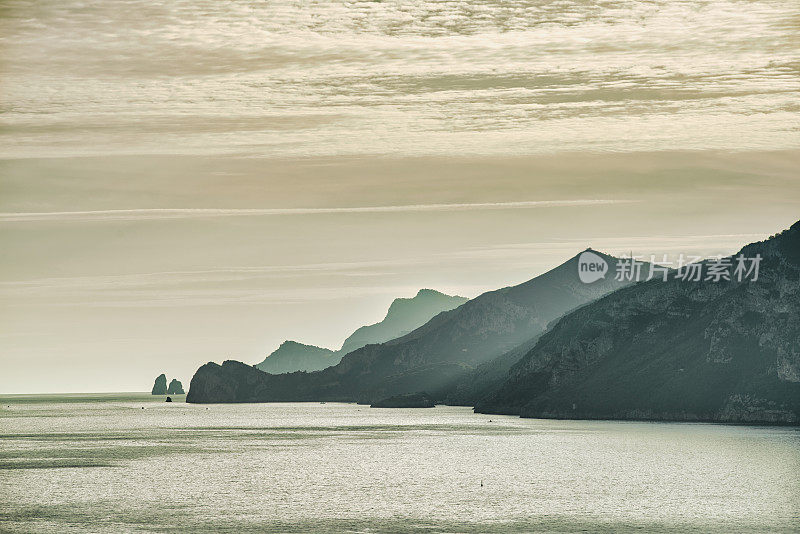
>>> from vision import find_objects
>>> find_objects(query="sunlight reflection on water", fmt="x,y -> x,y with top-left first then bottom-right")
0,395 -> 798,533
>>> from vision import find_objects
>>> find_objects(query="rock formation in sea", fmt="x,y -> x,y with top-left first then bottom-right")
255,289 -> 468,374
151,374 -> 167,395
166,379 -> 184,395
188,250 -> 639,404
371,392 -> 435,408
474,220 -> 800,424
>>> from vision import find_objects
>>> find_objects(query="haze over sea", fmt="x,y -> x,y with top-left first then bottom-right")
1,395 -> 798,533
2,0 -> 799,393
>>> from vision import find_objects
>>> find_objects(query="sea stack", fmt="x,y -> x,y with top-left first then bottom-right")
167,379 -> 184,395
151,374 -> 167,395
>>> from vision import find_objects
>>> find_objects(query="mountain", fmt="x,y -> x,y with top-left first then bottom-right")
339,289 -> 468,355
187,251 -> 642,404
475,221 -> 800,424
255,341 -> 336,374
438,332 -> 543,406
255,289 -> 467,374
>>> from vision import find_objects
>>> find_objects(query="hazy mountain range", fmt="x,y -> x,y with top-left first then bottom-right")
186,221 -> 800,424
188,249 -> 644,403
255,289 -> 468,374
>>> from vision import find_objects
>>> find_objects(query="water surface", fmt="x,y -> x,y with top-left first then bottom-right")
1,394 -> 798,532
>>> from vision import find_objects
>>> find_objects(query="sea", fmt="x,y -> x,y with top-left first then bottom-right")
0,394 -> 798,533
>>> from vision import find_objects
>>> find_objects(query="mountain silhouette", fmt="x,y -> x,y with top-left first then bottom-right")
188,250 -> 643,403
339,289 -> 469,355
475,221 -> 800,424
255,341 -> 337,374
255,289 -> 467,374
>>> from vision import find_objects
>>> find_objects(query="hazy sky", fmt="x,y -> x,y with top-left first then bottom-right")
1,0 -> 798,393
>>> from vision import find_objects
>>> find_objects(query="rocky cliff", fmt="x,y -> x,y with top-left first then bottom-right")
475,221 -> 800,424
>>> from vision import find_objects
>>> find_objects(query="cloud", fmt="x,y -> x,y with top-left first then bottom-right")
0,199 -> 631,222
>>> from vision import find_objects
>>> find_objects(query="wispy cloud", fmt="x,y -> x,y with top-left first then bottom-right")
0,199 -> 631,222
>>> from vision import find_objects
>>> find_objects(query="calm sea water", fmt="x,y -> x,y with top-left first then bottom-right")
1,0 -> 799,158
0,394 -> 798,533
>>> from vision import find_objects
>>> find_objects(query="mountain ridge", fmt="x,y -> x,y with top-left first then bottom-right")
474,221 -> 800,424
188,250 -> 644,404
254,341 -> 336,374
339,289 -> 468,355
255,289 -> 467,374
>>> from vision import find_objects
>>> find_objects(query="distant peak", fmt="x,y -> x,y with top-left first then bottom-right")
379,289 -> 467,322
386,289 -> 458,308
278,340 -> 329,350
576,248 -> 613,260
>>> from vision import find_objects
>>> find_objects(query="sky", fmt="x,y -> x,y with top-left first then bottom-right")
1,0 -> 798,393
